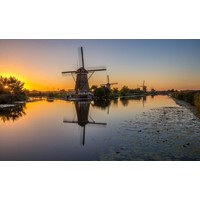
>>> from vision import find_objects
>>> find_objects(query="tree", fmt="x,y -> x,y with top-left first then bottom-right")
94,87 -> 105,98
112,87 -> 119,94
0,76 -> 27,103
0,76 -> 25,94
120,86 -> 129,96
7,77 -> 25,94
94,86 -> 110,99
0,76 -> 8,94
90,85 -> 98,93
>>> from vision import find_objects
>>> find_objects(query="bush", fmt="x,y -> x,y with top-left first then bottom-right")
184,93 -> 195,105
194,93 -> 200,110
172,91 -> 198,105
172,91 -> 184,100
172,91 -> 200,116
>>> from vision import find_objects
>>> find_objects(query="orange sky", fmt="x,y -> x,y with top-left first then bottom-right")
0,39 -> 200,91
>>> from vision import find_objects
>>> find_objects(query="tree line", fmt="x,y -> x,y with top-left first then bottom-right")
91,85 -> 156,99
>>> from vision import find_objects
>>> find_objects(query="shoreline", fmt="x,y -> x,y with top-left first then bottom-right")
0,104 -> 16,109
171,97 -> 200,119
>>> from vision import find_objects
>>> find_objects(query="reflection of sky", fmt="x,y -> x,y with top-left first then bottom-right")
0,39 -> 200,90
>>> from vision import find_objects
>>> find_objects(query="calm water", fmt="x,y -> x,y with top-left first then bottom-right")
1,95 -> 200,161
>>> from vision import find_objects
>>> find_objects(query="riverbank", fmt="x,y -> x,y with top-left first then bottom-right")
0,98 -> 43,110
0,104 -> 16,108
171,91 -> 200,113
172,97 -> 200,118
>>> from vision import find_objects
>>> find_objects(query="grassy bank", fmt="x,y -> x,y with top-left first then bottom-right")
172,91 -> 200,112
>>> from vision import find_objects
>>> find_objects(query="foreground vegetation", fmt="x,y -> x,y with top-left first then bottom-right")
0,76 -> 28,104
172,90 -> 200,112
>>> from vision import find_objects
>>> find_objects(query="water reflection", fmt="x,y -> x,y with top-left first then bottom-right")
1,95 -> 197,160
120,96 -> 147,107
63,101 -> 107,146
120,99 -> 129,107
91,100 -> 111,114
113,98 -> 118,106
91,96 -> 148,114
0,104 -> 26,123
142,96 -> 146,108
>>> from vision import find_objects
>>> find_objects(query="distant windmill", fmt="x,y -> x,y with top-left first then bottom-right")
63,101 -> 106,146
100,75 -> 118,90
62,47 -> 106,98
140,80 -> 147,92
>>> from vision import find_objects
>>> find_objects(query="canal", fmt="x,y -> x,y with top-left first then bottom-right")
0,95 -> 200,160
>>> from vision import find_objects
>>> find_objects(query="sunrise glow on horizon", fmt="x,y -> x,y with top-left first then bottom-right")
0,39 -> 200,91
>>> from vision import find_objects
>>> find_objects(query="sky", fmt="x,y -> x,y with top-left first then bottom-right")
0,39 -> 200,91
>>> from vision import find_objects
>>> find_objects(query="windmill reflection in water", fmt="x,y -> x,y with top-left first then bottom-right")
63,101 -> 107,146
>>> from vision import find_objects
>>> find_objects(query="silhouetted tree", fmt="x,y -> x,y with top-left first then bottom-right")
90,85 -> 98,93
94,86 -> 110,99
112,87 -> 119,94
0,76 -> 27,103
120,86 -> 129,96
0,76 -> 25,94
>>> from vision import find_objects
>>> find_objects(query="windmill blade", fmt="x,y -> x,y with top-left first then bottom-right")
62,73 -> 76,78
80,47 -> 85,68
107,75 -> 109,84
110,82 -> 118,85
88,115 -> 106,125
87,122 -> 107,125
62,70 -> 77,75
86,65 -> 106,72
78,47 -> 85,68
63,120 -> 79,124
81,126 -> 86,146
88,68 -> 106,73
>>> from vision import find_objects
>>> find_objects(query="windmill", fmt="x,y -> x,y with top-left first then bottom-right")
63,101 -> 106,146
62,47 -> 106,99
140,80 -> 147,92
100,75 -> 118,90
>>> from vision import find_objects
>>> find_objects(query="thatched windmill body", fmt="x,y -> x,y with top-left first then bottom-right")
63,101 -> 106,146
62,47 -> 106,98
100,75 -> 118,90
